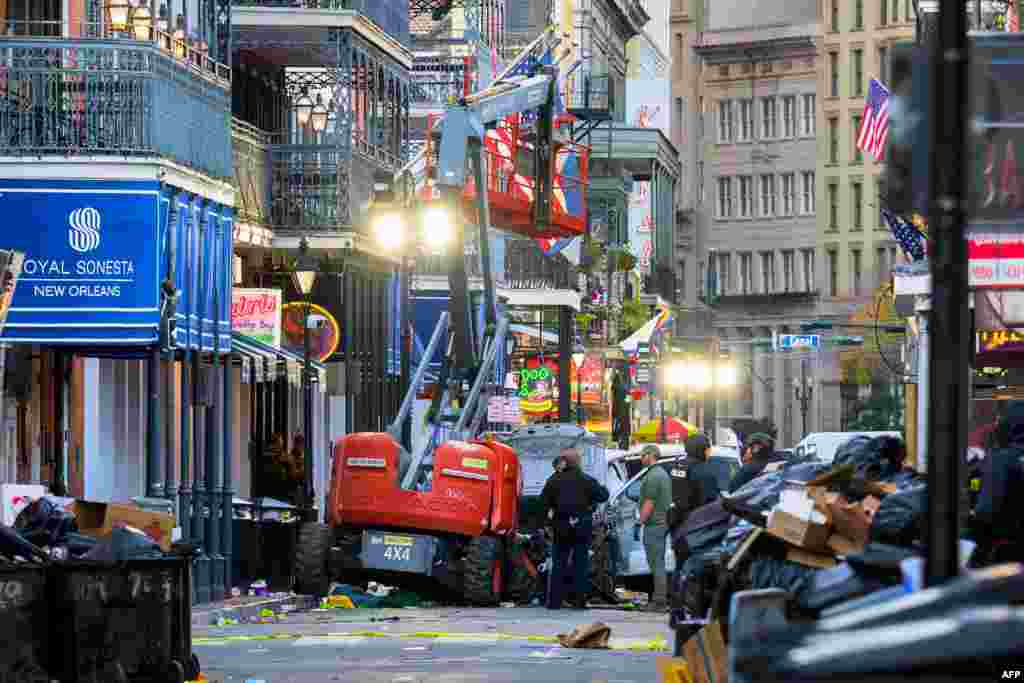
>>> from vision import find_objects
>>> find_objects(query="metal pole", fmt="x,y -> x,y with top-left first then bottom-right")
577,360 -> 583,426
400,259 -> 412,451
147,345 -> 163,497
706,336 -> 718,443
222,353 -> 234,599
303,296 -> 314,519
924,0 -> 968,587
558,306 -> 572,421
916,297 -> 931,472
179,349 -> 192,544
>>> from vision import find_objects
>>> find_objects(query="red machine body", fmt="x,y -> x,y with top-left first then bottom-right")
328,432 -> 521,539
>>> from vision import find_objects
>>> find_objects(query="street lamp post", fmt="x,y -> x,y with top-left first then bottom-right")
793,358 -> 813,439
292,238 -> 318,522
572,348 -> 585,427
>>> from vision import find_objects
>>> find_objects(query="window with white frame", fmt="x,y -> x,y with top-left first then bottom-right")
739,99 -> 754,141
801,171 -> 816,214
718,100 -> 734,142
739,176 -> 753,217
761,97 -> 777,139
717,252 -> 731,295
717,177 -> 733,217
783,250 -> 795,292
761,252 -> 777,293
802,248 -> 815,291
801,94 -> 816,135
760,174 -> 776,217
740,253 -> 753,294
783,96 -> 797,138
781,173 -> 795,215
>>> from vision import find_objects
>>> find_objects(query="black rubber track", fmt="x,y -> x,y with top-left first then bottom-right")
294,522 -> 332,598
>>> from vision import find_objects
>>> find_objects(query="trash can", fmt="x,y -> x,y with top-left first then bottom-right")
49,555 -> 199,683
0,562 -> 50,682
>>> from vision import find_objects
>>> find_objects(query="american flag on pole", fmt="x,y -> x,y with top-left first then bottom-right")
856,78 -> 891,161
881,208 -> 926,261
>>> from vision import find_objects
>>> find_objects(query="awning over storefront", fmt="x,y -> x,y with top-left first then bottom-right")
232,331 -> 327,390
0,179 -> 233,350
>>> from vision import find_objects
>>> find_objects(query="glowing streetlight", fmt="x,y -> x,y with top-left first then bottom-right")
131,3 -> 152,40
295,92 -> 314,128
106,0 -> 132,32
373,213 -> 405,251
716,363 -> 738,387
310,94 -> 329,133
421,205 -> 454,248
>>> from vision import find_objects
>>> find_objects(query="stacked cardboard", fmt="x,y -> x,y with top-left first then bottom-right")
761,476 -> 885,569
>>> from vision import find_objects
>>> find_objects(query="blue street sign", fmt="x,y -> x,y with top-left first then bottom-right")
777,334 -> 821,350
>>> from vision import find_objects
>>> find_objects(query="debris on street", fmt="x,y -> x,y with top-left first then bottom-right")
557,622 -> 611,649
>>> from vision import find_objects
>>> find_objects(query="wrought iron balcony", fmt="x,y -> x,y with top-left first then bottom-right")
0,24 -> 232,180
233,0 -> 410,46
414,239 -> 578,291
232,118 -> 271,226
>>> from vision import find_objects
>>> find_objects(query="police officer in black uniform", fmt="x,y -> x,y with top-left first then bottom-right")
540,447 -> 609,609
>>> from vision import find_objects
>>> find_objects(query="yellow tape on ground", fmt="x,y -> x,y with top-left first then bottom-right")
193,630 -> 667,651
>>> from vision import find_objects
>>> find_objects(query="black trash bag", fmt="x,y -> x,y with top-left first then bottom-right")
14,496 -> 77,549
833,435 -> 907,482
748,557 -> 818,598
729,461 -> 832,513
678,500 -> 733,556
82,526 -> 164,561
0,526 -> 49,563
870,484 -> 927,547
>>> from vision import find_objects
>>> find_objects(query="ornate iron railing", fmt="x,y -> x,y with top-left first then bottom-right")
234,0 -> 410,46
231,117 -> 271,225
0,28 -> 232,180
414,239 -> 578,291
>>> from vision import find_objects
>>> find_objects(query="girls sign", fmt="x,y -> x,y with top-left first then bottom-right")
231,288 -> 282,348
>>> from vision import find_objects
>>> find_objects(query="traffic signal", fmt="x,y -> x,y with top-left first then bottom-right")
0,249 -> 24,337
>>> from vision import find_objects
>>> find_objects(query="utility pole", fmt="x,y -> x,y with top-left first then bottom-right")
924,0 -> 968,587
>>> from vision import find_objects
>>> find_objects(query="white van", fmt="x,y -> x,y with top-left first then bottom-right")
793,431 -> 901,463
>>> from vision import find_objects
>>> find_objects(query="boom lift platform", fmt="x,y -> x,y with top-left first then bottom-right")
292,52 -> 575,604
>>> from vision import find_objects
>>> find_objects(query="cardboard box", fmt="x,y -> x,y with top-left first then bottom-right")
768,509 -> 831,551
827,498 -> 872,549
827,533 -> 865,556
682,621 -> 728,683
786,546 -> 838,569
73,500 -> 176,551
0,484 -> 47,525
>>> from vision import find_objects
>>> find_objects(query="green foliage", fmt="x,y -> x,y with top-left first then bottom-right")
619,297 -> 649,341
846,389 -> 904,431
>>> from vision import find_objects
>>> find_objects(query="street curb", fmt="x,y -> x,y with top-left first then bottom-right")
191,594 -> 319,627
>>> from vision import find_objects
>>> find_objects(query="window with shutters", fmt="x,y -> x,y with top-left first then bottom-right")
802,172 -> 816,214
761,97 -> 777,138
802,94 -> 816,135
852,182 -> 863,228
876,246 -> 888,285
852,49 -> 864,96
783,251 -> 795,292
783,95 -> 796,137
828,183 -> 839,228
831,0 -> 839,31
782,173 -> 795,215
718,100 -> 734,142
760,174 -> 776,217
739,176 -> 754,217
880,0 -> 887,25
803,249 -> 815,291
830,52 -> 839,97
717,177 -> 733,218
854,0 -> 864,29
852,114 -> 863,163
878,45 -> 889,83
852,249 -> 863,295
718,253 -> 731,295
739,99 -> 754,141
740,253 -> 752,294
761,252 -> 776,293
828,249 -> 839,296
829,117 -> 839,163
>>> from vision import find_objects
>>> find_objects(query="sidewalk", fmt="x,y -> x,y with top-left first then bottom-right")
191,592 -> 319,627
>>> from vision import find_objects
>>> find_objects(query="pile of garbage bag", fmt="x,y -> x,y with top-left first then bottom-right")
671,434 -> 936,647
3,496 -> 172,562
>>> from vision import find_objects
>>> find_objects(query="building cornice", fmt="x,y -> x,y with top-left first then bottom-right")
694,35 -> 816,63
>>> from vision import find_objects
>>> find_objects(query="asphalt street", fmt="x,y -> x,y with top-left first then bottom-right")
193,606 -> 673,683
